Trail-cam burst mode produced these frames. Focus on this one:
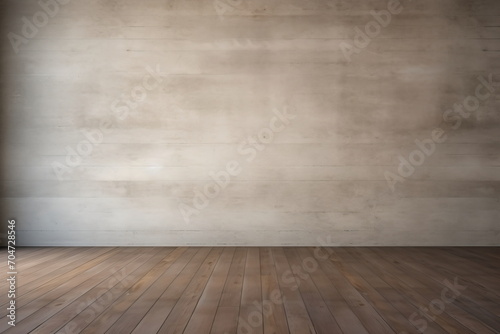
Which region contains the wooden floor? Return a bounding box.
[1,247,499,334]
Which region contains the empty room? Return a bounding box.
[1,0,499,333]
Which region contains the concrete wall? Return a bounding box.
[2,0,499,246]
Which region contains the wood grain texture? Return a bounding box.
[2,247,499,333]
[1,0,499,246]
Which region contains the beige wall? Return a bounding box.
[2,0,499,246]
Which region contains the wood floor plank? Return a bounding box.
[352,248,481,334]
[470,248,500,261]
[130,248,212,334]
[448,248,500,272]
[283,247,342,334]
[16,248,78,271]
[14,248,110,291]
[210,306,240,334]
[9,248,142,334]
[0,247,48,274]
[314,248,397,334]
[2,247,498,334]
[296,247,369,334]
[156,248,224,334]
[80,248,179,333]
[470,275,500,296]
[260,247,289,334]
[332,248,441,334]
[210,248,247,334]
[217,248,247,308]
[105,247,197,333]
[272,247,317,334]
[340,248,448,334]
[11,247,84,289]
[415,248,497,279]
[384,248,500,323]
[365,249,490,333]
[14,247,54,262]
[0,248,121,318]
[28,248,151,334]
[238,247,264,334]
[183,247,235,334]
[397,248,500,308]
[55,248,164,334]
[1,247,115,306]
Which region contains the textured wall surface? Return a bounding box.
[2,0,499,246]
